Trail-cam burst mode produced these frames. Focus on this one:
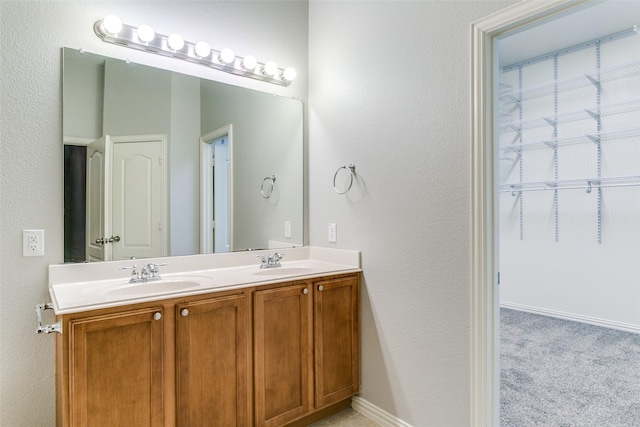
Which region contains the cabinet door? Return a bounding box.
[254,284,312,427]
[175,294,249,426]
[314,275,360,408]
[69,307,164,426]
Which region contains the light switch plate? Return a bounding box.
[328,223,337,243]
[284,221,292,238]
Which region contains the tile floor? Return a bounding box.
[309,409,380,427]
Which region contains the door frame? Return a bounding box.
[470,1,590,425]
[200,125,234,253]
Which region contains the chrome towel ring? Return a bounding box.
[261,175,276,198]
[333,164,356,194]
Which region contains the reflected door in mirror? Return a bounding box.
[84,134,168,261]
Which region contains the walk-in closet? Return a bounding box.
[496,2,640,425]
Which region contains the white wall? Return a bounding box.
[308,1,515,425]
[200,82,304,250]
[499,31,640,331]
[0,2,307,425]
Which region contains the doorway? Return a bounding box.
[471,1,640,425]
[200,125,233,253]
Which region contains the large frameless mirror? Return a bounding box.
[63,48,303,263]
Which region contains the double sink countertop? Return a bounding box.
[49,246,361,314]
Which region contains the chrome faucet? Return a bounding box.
[121,263,166,283]
[257,252,285,269]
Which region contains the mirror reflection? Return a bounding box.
[63,48,303,263]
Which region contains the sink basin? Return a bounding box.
[252,267,318,277]
[99,279,203,297]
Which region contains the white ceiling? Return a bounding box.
[499,0,640,68]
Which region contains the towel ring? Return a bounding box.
[333,164,356,194]
[261,175,276,198]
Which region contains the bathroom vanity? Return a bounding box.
[47,247,361,427]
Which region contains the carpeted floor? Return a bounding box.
[500,308,640,426]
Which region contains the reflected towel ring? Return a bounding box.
[261,175,276,198]
[333,164,356,194]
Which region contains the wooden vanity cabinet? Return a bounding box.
[56,273,359,427]
[175,294,250,426]
[56,289,251,427]
[59,306,165,427]
[253,282,313,427]
[313,274,360,409]
[253,273,360,427]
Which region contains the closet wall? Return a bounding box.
[499,28,640,332]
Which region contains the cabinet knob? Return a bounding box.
[302,288,308,295]
[318,285,324,291]
[153,312,162,321]
[181,308,189,317]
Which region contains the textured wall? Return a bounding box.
[0,2,307,425]
[308,1,514,425]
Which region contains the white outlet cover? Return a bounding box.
[23,229,44,257]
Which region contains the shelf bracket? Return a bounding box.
[499,82,513,92]
[586,134,601,146]
[503,146,522,155]
[507,124,522,134]
[505,94,521,105]
[543,117,557,128]
[542,140,558,150]
[585,74,601,88]
[585,109,600,122]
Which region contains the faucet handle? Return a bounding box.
[120,264,140,282]
[120,264,138,273]
[269,252,285,266]
[146,263,167,279]
[255,254,269,268]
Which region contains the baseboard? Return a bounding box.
[351,396,412,427]
[500,302,640,334]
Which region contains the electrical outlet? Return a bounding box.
[23,229,45,257]
[328,223,337,243]
[284,221,292,238]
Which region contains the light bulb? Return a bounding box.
[167,33,184,51]
[283,67,297,82]
[219,48,235,65]
[195,41,211,58]
[102,15,122,35]
[137,25,155,43]
[242,55,257,71]
[263,61,278,76]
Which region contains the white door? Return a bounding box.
[111,137,167,260]
[85,136,112,262]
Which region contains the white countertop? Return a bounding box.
[49,247,361,314]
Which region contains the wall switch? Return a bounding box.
[23,229,44,257]
[284,221,292,238]
[328,223,337,243]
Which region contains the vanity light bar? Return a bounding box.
[93,16,296,86]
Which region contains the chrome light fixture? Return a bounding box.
[94,15,296,86]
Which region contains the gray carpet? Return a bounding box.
[500,308,640,426]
